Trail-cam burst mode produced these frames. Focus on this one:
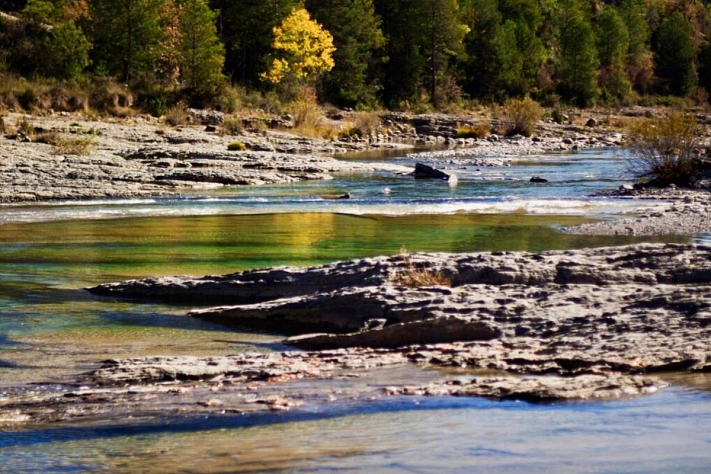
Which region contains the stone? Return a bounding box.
[530,176,548,183]
[413,163,450,180]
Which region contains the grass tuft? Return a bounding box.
[390,248,453,288]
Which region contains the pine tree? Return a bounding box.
[619,0,652,92]
[177,0,225,95]
[44,20,91,79]
[558,14,599,106]
[211,0,298,87]
[305,0,385,108]
[88,0,174,82]
[597,6,632,101]
[654,12,697,97]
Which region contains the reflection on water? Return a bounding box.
[0,148,707,472]
[2,387,711,473]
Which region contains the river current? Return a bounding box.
[1,149,710,472]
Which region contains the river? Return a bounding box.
[1,149,710,472]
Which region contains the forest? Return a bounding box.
[1,0,710,113]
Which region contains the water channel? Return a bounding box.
[1,149,710,472]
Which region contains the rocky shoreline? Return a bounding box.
[3,108,711,427]
[2,243,709,426]
[0,109,627,204]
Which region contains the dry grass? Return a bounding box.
[625,111,703,187]
[390,248,453,288]
[498,97,541,137]
[51,136,97,155]
[164,102,189,126]
[456,119,491,139]
[221,115,244,135]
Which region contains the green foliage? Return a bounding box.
[227,140,247,151]
[177,0,225,95]
[597,6,632,102]
[654,12,697,97]
[306,0,386,108]
[88,0,176,83]
[626,112,703,187]
[557,13,599,107]
[44,21,91,80]
[456,120,490,138]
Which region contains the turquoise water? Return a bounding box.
[1,149,709,472]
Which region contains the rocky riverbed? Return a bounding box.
[2,243,708,426]
[0,108,628,203]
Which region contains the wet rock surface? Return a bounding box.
[1,110,629,203]
[0,243,684,426]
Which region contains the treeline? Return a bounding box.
[1,0,711,111]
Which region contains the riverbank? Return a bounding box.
[1,108,628,203]
[2,242,710,426]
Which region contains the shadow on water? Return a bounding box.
[0,395,570,449]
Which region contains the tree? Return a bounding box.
[619,0,653,92]
[424,0,469,105]
[558,14,599,106]
[597,6,632,101]
[211,0,298,87]
[654,12,697,97]
[88,0,174,83]
[44,20,91,79]
[261,7,335,88]
[305,0,385,108]
[177,0,225,95]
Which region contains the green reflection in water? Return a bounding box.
[0,212,687,285]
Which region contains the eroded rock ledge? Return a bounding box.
[4,244,709,426]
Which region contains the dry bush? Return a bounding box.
[164,102,188,126]
[0,116,6,134]
[289,88,338,139]
[221,115,244,135]
[390,248,452,288]
[498,97,541,137]
[89,79,134,115]
[353,111,381,136]
[456,119,490,139]
[16,117,35,139]
[626,111,703,187]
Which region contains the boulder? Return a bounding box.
[414,163,450,180]
[530,176,548,183]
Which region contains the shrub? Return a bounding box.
[625,111,703,187]
[499,97,541,137]
[52,136,96,155]
[456,119,490,139]
[17,117,35,139]
[164,102,188,126]
[221,115,243,135]
[390,248,452,288]
[227,140,248,151]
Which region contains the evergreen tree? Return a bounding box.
[493,20,524,97]
[177,0,225,95]
[88,0,174,83]
[211,0,298,87]
[597,6,632,101]
[375,0,427,107]
[558,14,599,106]
[654,12,697,97]
[421,0,469,105]
[619,0,653,92]
[305,0,385,108]
[459,0,503,100]
[44,20,91,79]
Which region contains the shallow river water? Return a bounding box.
[1,149,710,472]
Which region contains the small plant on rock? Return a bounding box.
[227,140,248,151]
[51,136,97,155]
[390,247,452,288]
[499,97,541,137]
[626,111,703,187]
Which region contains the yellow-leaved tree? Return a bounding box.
[261,8,336,87]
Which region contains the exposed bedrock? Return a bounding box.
[88,243,711,375]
